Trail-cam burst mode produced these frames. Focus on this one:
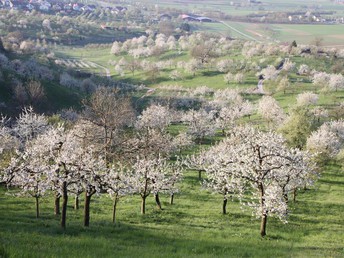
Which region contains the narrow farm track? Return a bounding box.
[86,61,111,78]
[220,21,262,42]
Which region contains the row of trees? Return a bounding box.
[1,84,343,235]
[111,32,344,60]
[0,98,184,228]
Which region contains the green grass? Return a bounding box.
[0,163,343,257]
[270,24,344,46]
[209,21,344,46]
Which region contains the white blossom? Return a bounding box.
[296,92,319,106]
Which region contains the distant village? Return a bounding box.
[1,0,344,25]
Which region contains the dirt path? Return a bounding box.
[87,61,111,78]
[220,21,262,42]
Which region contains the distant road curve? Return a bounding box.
[219,21,262,42]
[87,61,111,78]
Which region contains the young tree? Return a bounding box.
[184,149,209,180]
[202,143,242,215]
[207,126,316,236]
[278,107,316,149]
[224,72,234,84]
[328,74,344,92]
[258,96,285,127]
[234,73,245,84]
[64,120,109,227]
[83,87,135,164]
[296,92,319,106]
[26,80,46,107]
[298,64,310,75]
[281,59,295,73]
[182,109,216,144]
[14,106,49,145]
[190,42,215,64]
[9,139,51,218]
[277,77,290,94]
[146,63,161,82]
[104,164,131,224]
[135,104,172,132]
[217,59,233,73]
[171,132,194,155]
[306,120,344,163]
[165,159,183,205]
[306,126,341,164]
[110,41,122,55]
[185,59,201,77]
[312,71,330,90]
[259,65,278,81]
[126,59,141,75]
[216,100,254,136]
[129,156,171,214]
[169,70,183,81]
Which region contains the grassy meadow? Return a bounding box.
[1,2,344,255]
[0,162,343,258]
[196,21,344,46]
[2,43,344,256]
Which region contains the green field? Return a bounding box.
[138,0,344,16]
[133,0,344,46]
[0,162,343,257]
[197,21,344,46]
[270,24,344,46]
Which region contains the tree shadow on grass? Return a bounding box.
[201,71,222,77]
[159,52,186,61]
[319,179,344,186]
[4,217,314,257]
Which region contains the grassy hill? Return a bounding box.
[0,162,343,257]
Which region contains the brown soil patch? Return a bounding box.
[246,29,263,37]
[283,28,312,36]
[330,34,344,40]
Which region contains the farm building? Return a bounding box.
[180,14,213,22]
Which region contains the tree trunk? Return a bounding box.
[222,197,227,215]
[170,193,174,205]
[54,195,60,215]
[283,193,289,204]
[260,213,267,237]
[61,182,68,229]
[198,170,202,180]
[259,183,267,237]
[35,196,39,218]
[84,192,91,227]
[112,195,119,224]
[74,195,79,210]
[141,196,146,214]
[155,193,162,210]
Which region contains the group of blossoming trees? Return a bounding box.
[1,84,344,237]
[108,32,344,89]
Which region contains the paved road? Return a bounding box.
[220,21,261,42]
